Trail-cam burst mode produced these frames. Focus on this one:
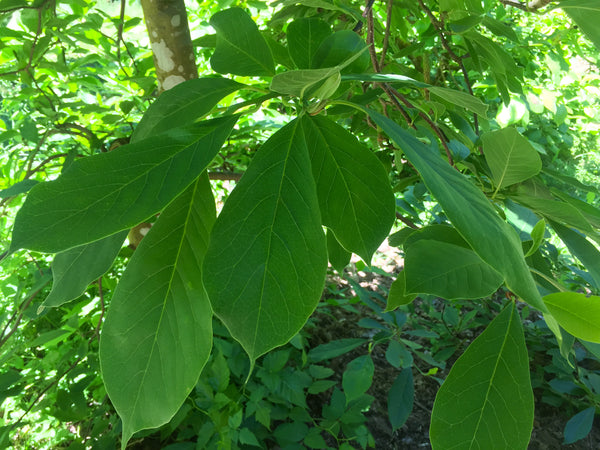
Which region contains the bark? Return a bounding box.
[140,0,198,92]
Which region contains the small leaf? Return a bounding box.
[430,302,534,449]
[524,218,546,257]
[209,8,274,76]
[287,17,332,69]
[203,119,327,361]
[428,86,488,117]
[543,292,600,343]
[327,230,351,273]
[342,355,374,404]
[386,272,416,311]
[482,128,542,191]
[563,406,595,445]
[43,231,127,308]
[100,174,215,449]
[308,338,366,362]
[388,369,414,431]
[0,179,39,198]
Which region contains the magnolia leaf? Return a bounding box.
[428,86,488,116]
[386,272,416,311]
[430,302,534,449]
[524,218,546,257]
[326,230,351,273]
[203,119,327,361]
[388,369,414,431]
[100,174,215,449]
[312,30,370,72]
[287,17,332,69]
[558,1,600,50]
[543,292,600,343]
[10,116,236,253]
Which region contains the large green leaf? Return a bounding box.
[428,86,488,117]
[42,231,127,308]
[286,17,331,69]
[300,115,395,262]
[10,116,237,253]
[558,1,600,50]
[430,302,534,449]
[364,109,546,311]
[481,128,541,192]
[100,174,215,449]
[404,240,503,300]
[203,119,327,361]
[131,77,243,142]
[543,292,600,343]
[209,8,275,76]
[311,30,370,72]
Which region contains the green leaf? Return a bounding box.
[10,116,237,253]
[312,30,370,72]
[481,128,542,191]
[42,231,127,308]
[308,338,367,362]
[203,119,327,361]
[287,17,331,69]
[563,406,595,445]
[131,77,243,142]
[327,230,351,273]
[386,272,416,311]
[388,369,414,431]
[301,115,395,262]
[551,221,600,290]
[543,292,600,343]
[363,108,545,311]
[430,302,534,449]
[558,1,600,50]
[428,86,488,117]
[404,240,503,300]
[0,179,39,198]
[100,174,215,449]
[342,355,374,404]
[209,8,275,76]
[524,218,546,257]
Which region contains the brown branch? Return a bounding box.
[25,153,69,177]
[0,283,48,350]
[378,0,393,69]
[208,172,243,181]
[396,212,419,229]
[0,6,44,77]
[365,0,380,73]
[499,0,531,11]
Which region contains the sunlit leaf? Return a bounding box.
[543,292,600,343]
[428,86,488,116]
[100,174,215,449]
[558,1,600,50]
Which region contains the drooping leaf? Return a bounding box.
[428,86,488,117]
[209,8,275,76]
[203,119,327,361]
[563,406,596,445]
[300,114,395,262]
[287,17,331,69]
[404,240,503,300]
[131,77,243,142]
[543,292,600,343]
[100,174,215,449]
[312,30,370,72]
[42,231,127,308]
[388,369,414,431]
[342,355,374,404]
[326,230,351,273]
[481,128,542,191]
[430,302,534,449]
[524,218,546,257]
[558,1,600,50]
[386,272,416,311]
[10,115,237,253]
[363,108,546,311]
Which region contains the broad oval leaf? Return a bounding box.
[405,240,503,300]
[388,369,414,431]
[342,355,374,404]
[131,77,243,142]
[312,30,370,73]
[385,272,416,311]
[43,231,127,308]
[428,86,488,117]
[10,115,237,253]
[543,292,600,343]
[301,114,395,262]
[430,302,534,449]
[326,230,351,273]
[203,119,327,361]
[287,17,331,69]
[209,8,275,76]
[364,109,546,312]
[481,128,541,191]
[563,406,596,445]
[100,174,215,449]
[558,1,600,50]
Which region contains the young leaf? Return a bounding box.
[524,218,546,257]
[209,8,275,76]
[42,231,127,308]
[563,406,595,445]
[131,77,243,142]
[386,272,416,311]
[342,355,374,404]
[363,108,546,312]
[404,239,503,300]
[388,369,414,431]
[10,116,237,253]
[203,119,327,362]
[430,302,534,449]
[543,292,600,343]
[481,128,542,191]
[301,114,395,263]
[100,174,215,449]
[287,17,332,69]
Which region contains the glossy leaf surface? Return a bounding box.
[203,119,327,361]
[430,302,534,449]
[543,292,600,343]
[100,174,215,449]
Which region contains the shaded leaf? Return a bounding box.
[203,119,327,361]
[429,86,488,117]
[564,407,595,445]
[100,174,215,449]
[287,17,331,69]
[430,302,534,449]
[0,179,39,198]
[210,8,275,76]
[524,218,546,257]
[543,292,600,343]
[308,338,366,363]
[312,30,370,73]
[10,116,237,253]
[342,355,374,404]
[386,272,416,311]
[388,369,414,431]
[327,230,351,273]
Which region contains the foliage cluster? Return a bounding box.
[1,0,600,448]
